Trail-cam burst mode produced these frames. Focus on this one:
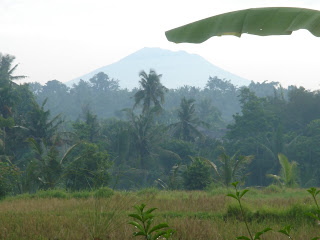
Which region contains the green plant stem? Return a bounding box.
[238,199,253,240]
[312,195,320,210]
[143,221,148,240]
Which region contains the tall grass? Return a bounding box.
[0,187,319,239]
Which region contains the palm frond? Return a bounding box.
[205,159,222,181]
[60,142,81,165]
[27,137,43,155]
[278,153,291,185]
[266,174,282,186]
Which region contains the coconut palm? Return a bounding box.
[170,97,208,141]
[206,147,253,187]
[266,153,299,188]
[134,69,168,113]
[27,99,63,145]
[23,137,79,191]
[124,108,162,169]
[0,54,27,154]
[0,54,26,82]
[0,54,26,118]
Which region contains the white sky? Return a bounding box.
[1,0,320,89]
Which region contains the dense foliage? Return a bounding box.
[1,52,320,197]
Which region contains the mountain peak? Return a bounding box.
[66,48,250,89]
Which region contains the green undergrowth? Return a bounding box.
[1,187,320,239]
[4,187,114,201]
[150,203,318,226]
[224,203,317,226]
[3,186,316,226]
[206,185,308,199]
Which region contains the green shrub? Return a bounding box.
[225,203,252,221]
[136,187,159,197]
[183,157,212,190]
[93,187,114,199]
[128,203,175,240]
[71,190,91,199]
[205,183,230,196]
[263,184,283,194]
[35,189,68,199]
[0,159,20,199]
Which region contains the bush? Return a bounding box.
[35,189,68,199]
[71,190,91,199]
[94,187,114,199]
[225,204,252,221]
[183,157,212,190]
[136,187,159,197]
[263,184,283,194]
[0,159,20,199]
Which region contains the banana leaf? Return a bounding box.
[165,7,320,43]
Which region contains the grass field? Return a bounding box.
[0,186,319,239]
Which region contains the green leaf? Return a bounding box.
[306,212,319,220]
[128,221,145,233]
[240,189,249,198]
[146,219,153,233]
[278,230,290,236]
[236,236,251,240]
[165,7,320,43]
[136,203,146,212]
[232,182,239,188]
[307,189,314,195]
[128,213,143,222]
[279,225,292,237]
[254,228,272,239]
[311,237,320,240]
[133,231,145,237]
[262,228,272,232]
[162,229,176,238]
[149,223,169,234]
[142,213,154,222]
[227,193,238,201]
[145,207,157,214]
[152,230,167,240]
[308,187,316,192]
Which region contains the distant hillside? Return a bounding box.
[66,47,250,89]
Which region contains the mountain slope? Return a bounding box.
[66,47,250,89]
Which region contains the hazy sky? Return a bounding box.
[1,0,320,89]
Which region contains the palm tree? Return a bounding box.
[197,98,225,130]
[0,54,26,118]
[124,108,161,169]
[170,97,208,141]
[206,147,253,187]
[134,69,168,113]
[27,99,63,145]
[266,153,299,188]
[24,137,79,191]
[0,54,26,82]
[0,54,27,153]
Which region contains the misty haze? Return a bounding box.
[1,1,320,239]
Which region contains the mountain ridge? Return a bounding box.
[66,47,250,89]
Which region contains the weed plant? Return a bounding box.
[227,182,320,240]
[84,192,133,240]
[128,203,175,240]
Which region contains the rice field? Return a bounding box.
[0,187,319,239]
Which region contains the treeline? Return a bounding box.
[29,73,287,124]
[1,53,320,198]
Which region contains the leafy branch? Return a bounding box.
[128,203,175,240]
[227,182,272,240]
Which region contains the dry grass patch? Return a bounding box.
[0,189,319,239]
